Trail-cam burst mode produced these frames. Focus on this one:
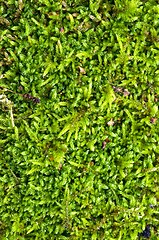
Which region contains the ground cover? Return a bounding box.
[0,0,159,239]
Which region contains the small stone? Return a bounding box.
[140,225,151,238]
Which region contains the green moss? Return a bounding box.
[0,0,159,239]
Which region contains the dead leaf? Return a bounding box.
[79,66,86,74]
[123,89,130,96]
[102,141,106,149]
[60,27,64,33]
[107,118,115,126]
[102,138,110,149]
[150,118,157,124]
[112,86,123,93]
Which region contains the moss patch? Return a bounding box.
[0,0,159,239]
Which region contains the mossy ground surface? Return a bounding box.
[0,0,159,239]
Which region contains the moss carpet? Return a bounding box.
[0,0,159,239]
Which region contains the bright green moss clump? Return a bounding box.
[0,0,159,239]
